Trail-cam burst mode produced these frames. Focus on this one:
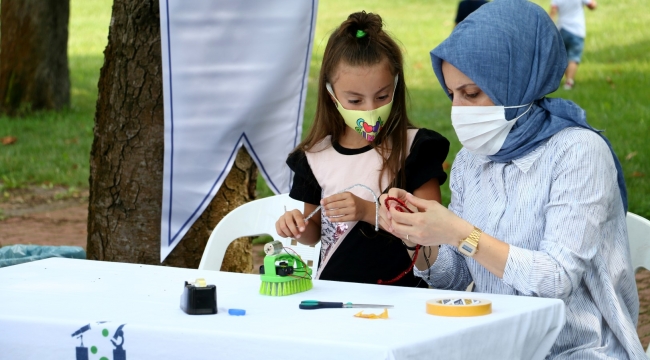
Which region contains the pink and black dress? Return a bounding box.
[287,128,449,287]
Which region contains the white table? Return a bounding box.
[0,258,565,360]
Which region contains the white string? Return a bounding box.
[303,184,379,231]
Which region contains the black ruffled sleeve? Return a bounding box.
[404,128,450,192]
[287,150,322,206]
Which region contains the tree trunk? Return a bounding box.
[163,149,257,272]
[87,0,256,273]
[0,0,70,115]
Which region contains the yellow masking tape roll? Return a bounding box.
[426,298,492,317]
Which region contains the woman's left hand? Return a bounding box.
[385,192,472,247]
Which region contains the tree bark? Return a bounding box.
[0,0,70,115]
[87,0,256,272]
[163,149,257,272]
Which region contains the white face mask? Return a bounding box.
[451,102,533,155]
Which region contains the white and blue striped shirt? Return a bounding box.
[416,127,645,359]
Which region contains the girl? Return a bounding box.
[275,11,449,287]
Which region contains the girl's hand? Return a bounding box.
[321,192,373,223]
[378,188,410,231]
[275,209,308,239]
[386,192,471,247]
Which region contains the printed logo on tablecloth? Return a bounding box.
[70,322,127,360]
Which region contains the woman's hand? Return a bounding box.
[384,190,473,247]
[275,209,308,239]
[321,192,375,224]
[378,188,411,232]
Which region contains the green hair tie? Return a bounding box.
[356,29,367,38]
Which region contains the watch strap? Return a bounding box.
[459,226,482,256]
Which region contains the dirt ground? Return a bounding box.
[2,186,650,350]
[0,186,88,248]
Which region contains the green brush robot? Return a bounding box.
[259,241,313,296]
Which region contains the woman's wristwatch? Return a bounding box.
[458,226,482,257]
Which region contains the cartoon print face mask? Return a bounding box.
[326,75,398,142]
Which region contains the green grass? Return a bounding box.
[557,0,650,217]
[1,0,648,219]
[0,0,112,190]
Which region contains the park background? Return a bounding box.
[1,0,649,347]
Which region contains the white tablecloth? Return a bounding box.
[0,258,565,360]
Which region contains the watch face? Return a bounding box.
[459,242,476,256]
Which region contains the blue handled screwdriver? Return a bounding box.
[299,300,393,310]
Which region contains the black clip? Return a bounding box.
[180,279,217,315]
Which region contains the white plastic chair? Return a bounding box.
[626,212,650,357]
[628,212,650,274]
[198,193,321,272]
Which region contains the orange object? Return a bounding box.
[353,308,389,319]
[426,298,492,317]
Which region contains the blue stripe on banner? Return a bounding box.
[168,133,293,245]
[243,134,281,195]
[165,0,175,246]
[169,133,246,245]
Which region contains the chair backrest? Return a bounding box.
[627,212,650,273]
[626,212,650,357]
[198,193,321,272]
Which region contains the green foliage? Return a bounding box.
[257,0,650,219]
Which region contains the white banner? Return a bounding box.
[159,0,317,261]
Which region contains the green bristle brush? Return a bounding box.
[259,241,313,296]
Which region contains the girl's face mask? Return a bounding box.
[326,75,398,142]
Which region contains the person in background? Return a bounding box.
[550,0,597,90]
[455,0,489,25]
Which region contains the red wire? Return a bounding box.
[384,196,413,213]
[282,247,312,279]
[378,196,421,285]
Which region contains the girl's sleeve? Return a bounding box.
[286,151,321,206]
[414,150,472,290]
[404,128,450,193]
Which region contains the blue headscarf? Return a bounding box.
[430,0,627,211]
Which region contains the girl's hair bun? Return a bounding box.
[340,11,384,41]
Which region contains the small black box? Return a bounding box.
[180,281,217,315]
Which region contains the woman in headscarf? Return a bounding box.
[379,0,645,357]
